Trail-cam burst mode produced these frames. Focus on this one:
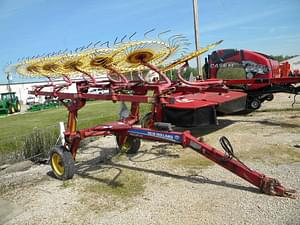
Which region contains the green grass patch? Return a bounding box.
[79,168,146,213]
[238,144,300,165]
[85,169,145,198]
[171,150,213,169]
[61,180,75,189]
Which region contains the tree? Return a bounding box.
[270,55,298,62]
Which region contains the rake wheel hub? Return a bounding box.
[126,49,154,64]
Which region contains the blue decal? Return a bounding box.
[128,129,182,143]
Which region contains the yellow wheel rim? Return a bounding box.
[119,136,131,153]
[52,153,64,176]
[143,118,151,128]
[17,104,21,111]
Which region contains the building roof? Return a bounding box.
[283,56,300,71]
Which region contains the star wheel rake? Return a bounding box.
[161,40,223,72]
[15,58,45,78]
[111,40,178,72]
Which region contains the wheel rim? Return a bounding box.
[117,136,132,153]
[251,100,260,109]
[17,104,21,111]
[121,136,131,152]
[143,117,151,128]
[52,153,64,176]
[142,113,153,128]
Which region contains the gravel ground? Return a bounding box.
[0,93,300,225]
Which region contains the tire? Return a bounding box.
[15,102,21,112]
[141,112,153,128]
[249,99,261,110]
[8,105,15,114]
[50,146,75,180]
[116,135,141,154]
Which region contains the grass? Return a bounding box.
[79,169,146,213]
[85,169,145,198]
[0,101,119,139]
[0,101,151,163]
[61,180,75,189]
[75,168,147,214]
[170,148,213,169]
[238,144,300,165]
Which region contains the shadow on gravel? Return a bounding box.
[128,144,180,163]
[74,151,261,195]
[230,119,300,129]
[110,162,260,194]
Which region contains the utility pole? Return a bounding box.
[6,71,12,93]
[192,0,202,78]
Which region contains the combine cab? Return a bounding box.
[0,92,21,115]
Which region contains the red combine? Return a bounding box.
[206,49,300,111]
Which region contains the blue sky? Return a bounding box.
[0,0,299,84]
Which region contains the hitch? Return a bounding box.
[260,176,297,198]
[182,132,297,199]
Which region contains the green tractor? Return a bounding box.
[0,92,21,115]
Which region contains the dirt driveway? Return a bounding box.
[1,93,300,225]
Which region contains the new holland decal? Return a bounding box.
[128,129,182,143]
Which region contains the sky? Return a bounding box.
[0,0,299,84]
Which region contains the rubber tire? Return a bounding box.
[116,135,141,155]
[50,146,75,180]
[15,102,21,112]
[249,99,261,110]
[141,112,153,128]
[8,105,15,114]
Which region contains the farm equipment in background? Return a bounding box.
[8,33,296,198]
[27,96,61,112]
[205,49,300,112]
[27,99,61,112]
[0,92,21,115]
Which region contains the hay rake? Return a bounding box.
[9,35,296,198]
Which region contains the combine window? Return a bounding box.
[216,62,246,80]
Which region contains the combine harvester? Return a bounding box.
[205,49,300,112]
[9,33,296,198]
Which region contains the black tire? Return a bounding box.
[141,112,153,128]
[249,99,261,110]
[116,135,141,154]
[15,102,21,112]
[8,105,15,114]
[50,146,75,180]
